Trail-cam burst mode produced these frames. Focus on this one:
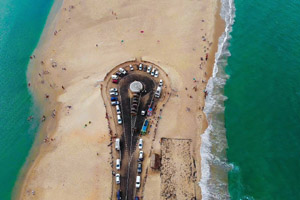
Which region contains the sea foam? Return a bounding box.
[199,0,236,199]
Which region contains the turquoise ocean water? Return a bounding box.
[225,0,300,199]
[0,0,53,199]
[200,0,300,199]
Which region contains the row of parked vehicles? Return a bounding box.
[110,65,159,199]
[115,138,122,193]
[111,63,160,85]
[136,138,143,190]
[109,88,122,125]
[112,72,123,200]
[116,189,139,200]
[111,67,128,84]
[114,138,144,199]
[137,63,159,78]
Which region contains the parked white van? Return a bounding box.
[151,68,156,76]
[136,176,141,188]
[138,151,143,161]
[110,88,118,92]
[129,65,134,71]
[116,159,121,170]
[138,139,143,150]
[119,68,127,75]
[116,174,120,184]
[159,79,163,86]
[155,86,162,98]
[147,65,152,73]
[138,64,143,70]
[112,75,118,80]
[116,105,121,115]
[154,69,159,78]
[117,114,122,125]
[115,138,120,151]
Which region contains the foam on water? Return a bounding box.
[199,0,235,199]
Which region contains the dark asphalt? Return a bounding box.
[118,73,156,200]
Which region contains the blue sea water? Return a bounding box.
[0,0,53,199]
[225,0,300,199]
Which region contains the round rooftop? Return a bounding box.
[130,81,143,93]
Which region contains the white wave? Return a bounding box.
[199,0,236,199]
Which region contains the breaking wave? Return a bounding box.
[199,0,235,199]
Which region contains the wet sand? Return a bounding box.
[16,0,225,199]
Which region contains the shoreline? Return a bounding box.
[200,0,235,199]
[13,0,65,199]
[17,0,225,199]
[196,1,225,198]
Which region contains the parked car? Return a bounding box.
[130,65,134,71]
[143,65,147,72]
[111,97,118,101]
[154,70,159,78]
[136,176,141,188]
[141,110,146,116]
[116,159,121,170]
[116,71,122,77]
[117,114,122,125]
[112,79,118,84]
[151,68,156,76]
[116,105,121,115]
[147,65,152,73]
[117,190,122,200]
[147,107,153,116]
[116,174,120,184]
[138,64,143,70]
[112,75,118,80]
[110,88,118,92]
[111,101,119,106]
[135,197,139,200]
[155,86,162,98]
[138,151,143,161]
[115,138,120,151]
[119,68,127,75]
[138,139,143,150]
[110,92,118,96]
[159,79,163,86]
[137,162,142,173]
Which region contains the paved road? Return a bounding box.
[118,73,155,200]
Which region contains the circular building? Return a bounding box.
[130,81,143,93]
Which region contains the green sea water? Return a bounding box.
[225,0,300,199]
[0,0,53,199]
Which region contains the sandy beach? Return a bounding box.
[17,0,224,199]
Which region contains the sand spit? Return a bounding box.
[17,0,224,199]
